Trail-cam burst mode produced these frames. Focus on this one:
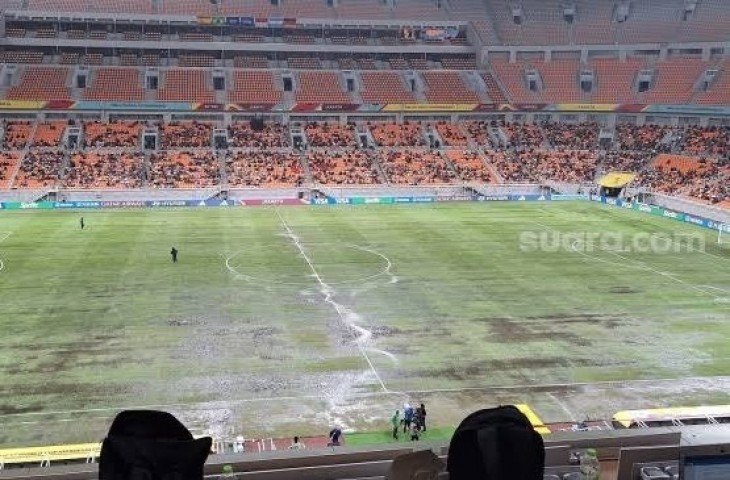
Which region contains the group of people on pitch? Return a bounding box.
[391,403,427,442]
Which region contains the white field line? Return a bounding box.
[547,392,578,422]
[607,250,725,301]
[0,231,11,273]
[532,222,727,302]
[223,244,396,287]
[5,375,730,422]
[273,209,390,393]
[649,232,730,265]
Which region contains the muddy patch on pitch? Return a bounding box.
[410,356,629,382]
[479,316,593,346]
[609,286,641,294]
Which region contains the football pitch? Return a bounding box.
[0,201,729,446]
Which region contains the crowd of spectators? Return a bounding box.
[308,151,379,185]
[379,149,457,185]
[599,151,650,173]
[161,121,214,148]
[542,121,598,149]
[228,122,289,148]
[638,154,730,205]
[0,153,18,188]
[501,122,545,149]
[486,149,598,183]
[64,152,145,188]
[368,122,426,147]
[0,119,727,206]
[462,121,491,147]
[84,121,142,148]
[15,150,64,188]
[226,151,304,187]
[675,125,730,157]
[432,121,468,147]
[149,151,220,187]
[613,123,672,152]
[447,150,494,183]
[304,122,357,148]
[4,121,34,149]
[32,122,67,148]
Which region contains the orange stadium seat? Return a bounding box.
[447,150,495,183]
[642,57,711,104]
[6,67,71,101]
[379,149,457,184]
[360,72,416,104]
[0,153,20,189]
[421,71,481,103]
[158,0,213,15]
[178,54,215,67]
[4,121,34,149]
[489,59,543,103]
[434,122,469,146]
[480,72,508,103]
[304,122,356,148]
[308,150,380,185]
[0,50,44,63]
[15,151,63,188]
[149,151,220,188]
[161,122,214,148]
[228,71,282,104]
[368,122,425,147]
[227,122,289,148]
[65,152,145,188]
[226,151,304,187]
[158,69,215,103]
[84,68,144,102]
[535,59,584,103]
[696,67,730,105]
[589,57,643,103]
[486,149,598,183]
[296,72,352,103]
[502,122,545,148]
[462,121,492,147]
[84,121,142,148]
[32,121,67,147]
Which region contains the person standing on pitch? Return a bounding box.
[418,403,427,432]
[80,217,85,230]
[170,246,178,263]
[403,403,414,434]
[391,410,400,440]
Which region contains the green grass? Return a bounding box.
[0,202,728,447]
[346,426,455,446]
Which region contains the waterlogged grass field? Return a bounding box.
[0,202,729,446]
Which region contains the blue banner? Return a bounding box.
[310,197,349,205]
[393,197,435,203]
[594,196,725,231]
[551,194,589,201]
[476,194,550,202]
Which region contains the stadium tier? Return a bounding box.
[0,57,728,104]
[0,119,726,205]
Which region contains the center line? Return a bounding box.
[274,209,389,393]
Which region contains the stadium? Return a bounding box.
[0,0,729,478]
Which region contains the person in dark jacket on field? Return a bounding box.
[419,403,427,432]
[171,247,178,263]
[328,426,343,446]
